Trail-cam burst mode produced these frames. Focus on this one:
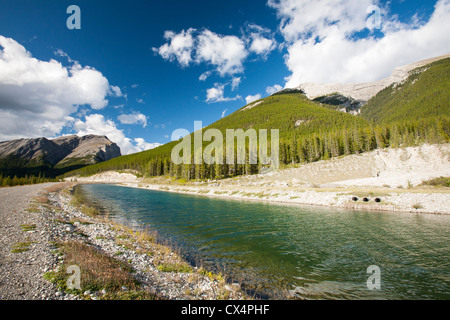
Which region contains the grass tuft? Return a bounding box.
[420,177,450,188]
[20,224,37,232]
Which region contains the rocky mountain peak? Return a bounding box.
[0,135,121,167]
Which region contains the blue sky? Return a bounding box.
[0,0,449,154]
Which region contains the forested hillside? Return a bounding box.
[360,58,450,123]
[63,59,450,181]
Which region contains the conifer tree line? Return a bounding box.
[63,115,449,182]
[149,117,449,181]
[0,172,57,187]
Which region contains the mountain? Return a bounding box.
[295,53,450,103]
[0,135,121,177]
[62,55,449,181]
[312,93,364,114]
[360,57,450,123]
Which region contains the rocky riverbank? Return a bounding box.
[120,182,450,215]
[0,182,245,300]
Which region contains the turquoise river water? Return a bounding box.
[78,183,450,300]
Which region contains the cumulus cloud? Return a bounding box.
[196,30,248,76]
[117,112,148,128]
[153,28,195,67]
[73,114,159,155]
[206,83,242,103]
[268,0,450,87]
[245,24,277,57]
[245,94,262,104]
[249,36,275,55]
[0,36,120,140]
[268,0,372,43]
[154,25,275,78]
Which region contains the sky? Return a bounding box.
[0,0,449,154]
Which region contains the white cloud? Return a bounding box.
[249,36,275,55]
[0,36,120,140]
[199,70,212,81]
[73,114,159,155]
[117,112,148,128]
[196,30,248,76]
[54,48,75,63]
[231,77,241,91]
[266,84,283,95]
[221,109,228,118]
[206,83,242,103]
[245,24,277,56]
[134,138,162,151]
[155,27,275,78]
[110,85,123,97]
[153,28,195,67]
[268,0,373,43]
[245,94,262,104]
[268,0,450,87]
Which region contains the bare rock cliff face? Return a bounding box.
[0,135,121,167]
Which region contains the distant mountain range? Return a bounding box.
[0,135,121,177]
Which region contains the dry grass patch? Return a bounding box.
[44,183,68,193]
[45,241,156,299]
[33,195,50,205]
[421,177,450,188]
[69,189,100,217]
[25,203,40,214]
[63,242,136,291]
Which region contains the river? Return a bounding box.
[78,183,450,300]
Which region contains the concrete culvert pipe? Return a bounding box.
[374,198,382,203]
[363,197,370,202]
[352,197,359,202]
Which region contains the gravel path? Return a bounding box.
[0,183,60,300]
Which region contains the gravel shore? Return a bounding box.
[0,183,60,300]
[0,183,245,300]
